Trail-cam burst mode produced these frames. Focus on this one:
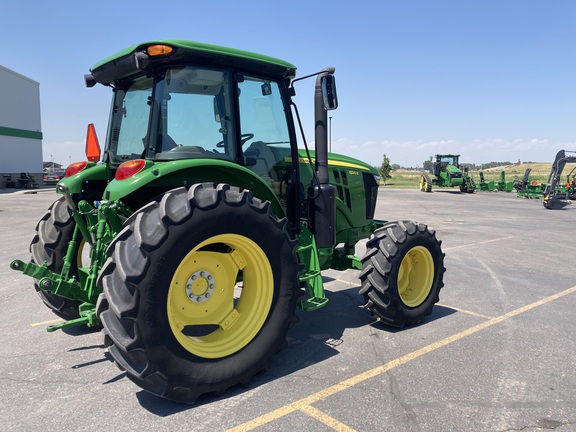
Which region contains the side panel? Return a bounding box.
[298,150,378,245]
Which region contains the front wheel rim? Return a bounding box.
[167,234,273,359]
[397,245,434,307]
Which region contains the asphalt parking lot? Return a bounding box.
[1,187,575,432]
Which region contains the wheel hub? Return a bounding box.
[186,270,215,303]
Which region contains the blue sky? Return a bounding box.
[2,0,574,168]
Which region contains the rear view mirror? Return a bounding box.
[321,74,338,110]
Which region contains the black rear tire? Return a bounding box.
[30,197,82,320]
[359,220,445,327]
[97,184,300,403]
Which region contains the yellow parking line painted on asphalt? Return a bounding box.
[298,404,358,432]
[31,319,63,327]
[443,236,513,251]
[437,304,494,320]
[227,284,576,432]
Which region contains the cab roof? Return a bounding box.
[89,39,297,85]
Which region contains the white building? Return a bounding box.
[0,65,43,187]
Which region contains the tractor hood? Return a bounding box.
[445,164,462,174]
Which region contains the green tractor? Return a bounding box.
[420,154,475,193]
[11,40,445,404]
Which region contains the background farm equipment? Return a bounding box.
[565,167,576,200]
[16,172,39,189]
[477,171,514,192]
[542,150,576,209]
[513,168,545,199]
[477,171,495,191]
[420,154,475,193]
[11,40,445,404]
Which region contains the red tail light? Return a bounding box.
[116,159,146,180]
[65,162,88,177]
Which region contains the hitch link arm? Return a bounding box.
[10,259,85,301]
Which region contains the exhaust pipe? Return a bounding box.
[309,68,337,248]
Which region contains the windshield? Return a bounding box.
[105,67,235,164]
[440,156,458,166]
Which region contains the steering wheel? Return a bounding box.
[216,133,254,148]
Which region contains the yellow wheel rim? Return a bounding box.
[419,176,424,190]
[397,246,434,307]
[167,234,273,359]
[76,238,91,269]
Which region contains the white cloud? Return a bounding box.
[415,140,457,150]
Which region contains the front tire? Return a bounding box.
[359,220,445,327]
[97,184,300,403]
[419,173,432,192]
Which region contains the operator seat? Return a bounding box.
[244,141,277,180]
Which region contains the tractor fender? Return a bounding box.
[102,159,286,218]
[56,163,111,206]
[57,163,109,194]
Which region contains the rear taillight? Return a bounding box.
[115,159,146,180]
[65,162,88,177]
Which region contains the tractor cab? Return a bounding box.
[100,67,292,181]
[433,154,461,177]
